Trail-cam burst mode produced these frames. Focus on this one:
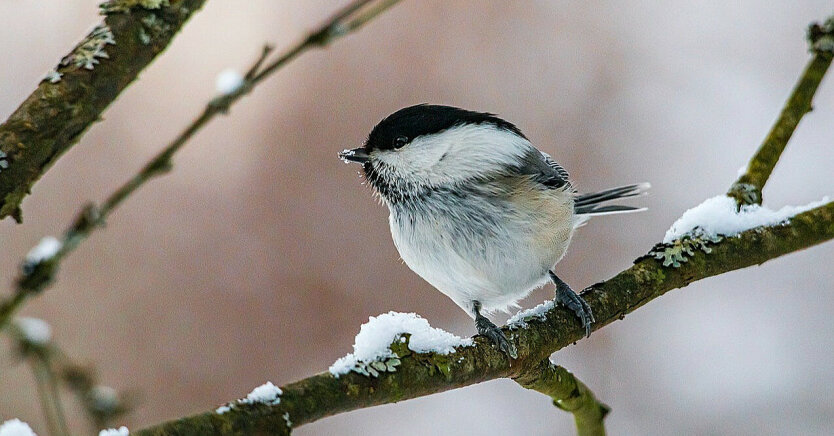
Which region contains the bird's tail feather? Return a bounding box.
[574,182,650,216]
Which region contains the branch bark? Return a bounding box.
[728,19,833,205]
[0,0,209,222]
[3,7,830,436]
[515,360,609,436]
[134,199,834,435]
[131,14,834,435]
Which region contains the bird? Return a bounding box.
[339,104,648,358]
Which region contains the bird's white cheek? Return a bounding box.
[374,145,449,180]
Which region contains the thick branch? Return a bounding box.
[514,360,609,436]
[135,201,834,435]
[0,0,208,222]
[728,18,833,205]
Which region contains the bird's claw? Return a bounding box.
[556,287,594,337]
[476,316,518,359]
[550,272,595,337]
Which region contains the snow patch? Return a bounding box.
[664,195,830,243]
[216,382,282,414]
[240,382,282,405]
[215,69,244,95]
[25,237,62,265]
[508,300,555,329]
[98,427,128,436]
[329,311,473,377]
[0,419,36,436]
[14,317,52,344]
[90,385,119,410]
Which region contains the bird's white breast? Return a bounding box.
[388,181,576,315]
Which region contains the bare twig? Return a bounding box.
[31,355,70,436]
[10,323,71,436]
[728,17,834,205]
[514,361,609,436]
[8,322,132,433]
[0,0,403,332]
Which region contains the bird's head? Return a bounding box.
[339,104,531,202]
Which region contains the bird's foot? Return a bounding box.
[550,272,595,337]
[475,313,517,359]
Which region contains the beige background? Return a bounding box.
[1,1,833,435]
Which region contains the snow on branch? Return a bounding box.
[0,419,37,436]
[663,195,830,242]
[329,311,473,377]
[134,14,834,435]
[134,198,834,436]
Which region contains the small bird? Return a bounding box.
[340,104,648,357]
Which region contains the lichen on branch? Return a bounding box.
[133,200,834,436]
[0,0,208,222]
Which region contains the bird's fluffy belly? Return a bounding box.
[389,187,575,315]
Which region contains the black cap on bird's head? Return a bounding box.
[338,104,525,165]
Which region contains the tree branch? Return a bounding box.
[134,199,834,435]
[128,13,834,436]
[31,354,70,436]
[0,0,209,222]
[4,8,830,436]
[10,322,70,436]
[727,17,834,205]
[0,0,403,332]
[8,321,133,432]
[514,360,609,436]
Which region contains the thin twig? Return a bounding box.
[727,17,834,206]
[8,322,132,432]
[0,0,403,332]
[30,352,70,436]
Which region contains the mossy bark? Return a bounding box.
[728,29,833,205]
[0,0,207,222]
[515,360,609,436]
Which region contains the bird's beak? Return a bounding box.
[339,147,370,164]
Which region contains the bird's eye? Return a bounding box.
[393,136,409,149]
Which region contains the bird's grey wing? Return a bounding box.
[513,149,571,190]
[539,151,570,182]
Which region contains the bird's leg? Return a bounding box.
[473,301,517,359]
[549,271,595,337]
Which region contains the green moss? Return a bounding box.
[1,188,26,223]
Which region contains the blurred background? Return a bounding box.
[1,1,833,434]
